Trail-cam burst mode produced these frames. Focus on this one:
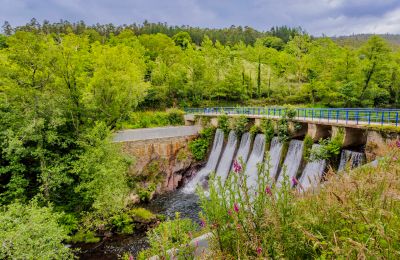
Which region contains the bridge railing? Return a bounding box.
[184,107,400,126]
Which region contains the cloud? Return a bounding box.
[0,0,400,36]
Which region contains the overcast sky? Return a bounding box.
[1,0,400,36]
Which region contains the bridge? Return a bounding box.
[184,107,400,151]
[184,107,400,127]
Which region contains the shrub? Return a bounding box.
[166,108,185,125]
[0,201,74,259]
[137,183,156,202]
[138,213,200,259]
[111,212,135,234]
[249,124,262,138]
[285,105,297,119]
[277,117,290,142]
[310,132,343,161]
[261,118,275,147]
[231,115,249,137]
[302,134,314,161]
[217,114,230,136]
[189,127,215,161]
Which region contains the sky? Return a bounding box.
[1,0,400,36]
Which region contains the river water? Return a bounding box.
[76,191,201,259]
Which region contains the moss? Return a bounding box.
[130,208,156,222]
[70,230,101,243]
[176,149,189,162]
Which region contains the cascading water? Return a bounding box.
[298,144,326,191]
[215,131,238,184]
[245,134,266,190]
[232,132,251,165]
[338,149,366,171]
[265,137,283,181]
[277,140,304,187]
[182,129,224,193]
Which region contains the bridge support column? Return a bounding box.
[332,126,366,148]
[307,123,331,141]
[210,117,218,128]
[289,122,308,138]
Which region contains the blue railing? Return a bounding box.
[184,107,400,126]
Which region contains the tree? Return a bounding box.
[172,31,192,50]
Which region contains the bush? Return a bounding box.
[0,201,74,259]
[217,114,230,136]
[189,127,215,161]
[249,124,262,138]
[231,115,249,137]
[130,207,156,222]
[261,118,275,147]
[277,117,290,142]
[166,108,185,125]
[138,213,200,259]
[302,134,314,161]
[119,109,185,129]
[310,132,343,161]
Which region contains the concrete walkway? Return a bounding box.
[113,125,202,142]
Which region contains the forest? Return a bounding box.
[1,20,400,258]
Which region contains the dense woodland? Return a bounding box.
[1,20,400,258]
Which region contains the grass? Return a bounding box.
[118,109,184,129]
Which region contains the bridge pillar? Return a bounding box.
[210,117,218,128]
[307,123,331,141]
[184,115,195,126]
[332,126,367,148]
[289,122,308,138]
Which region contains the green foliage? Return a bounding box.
[199,162,304,258]
[199,147,400,258]
[310,131,344,161]
[137,183,156,202]
[70,230,101,243]
[138,212,200,259]
[217,114,230,136]
[277,117,290,142]
[231,115,249,137]
[130,207,156,222]
[249,124,262,138]
[72,122,131,215]
[302,134,314,161]
[189,127,215,161]
[166,108,185,125]
[260,118,275,146]
[0,201,74,259]
[285,105,297,119]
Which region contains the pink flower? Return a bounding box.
[200,219,206,228]
[393,156,398,162]
[291,176,298,186]
[233,160,242,173]
[234,203,239,213]
[396,140,400,148]
[256,247,262,255]
[265,186,272,195]
[129,255,134,260]
[228,209,232,216]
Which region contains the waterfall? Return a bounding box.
[338,150,366,171]
[298,144,326,191]
[265,137,283,181]
[277,140,304,187]
[215,131,238,184]
[232,132,251,167]
[245,134,266,190]
[182,129,224,193]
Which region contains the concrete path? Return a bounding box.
[113,125,202,142]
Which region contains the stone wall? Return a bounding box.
[121,135,198,195]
